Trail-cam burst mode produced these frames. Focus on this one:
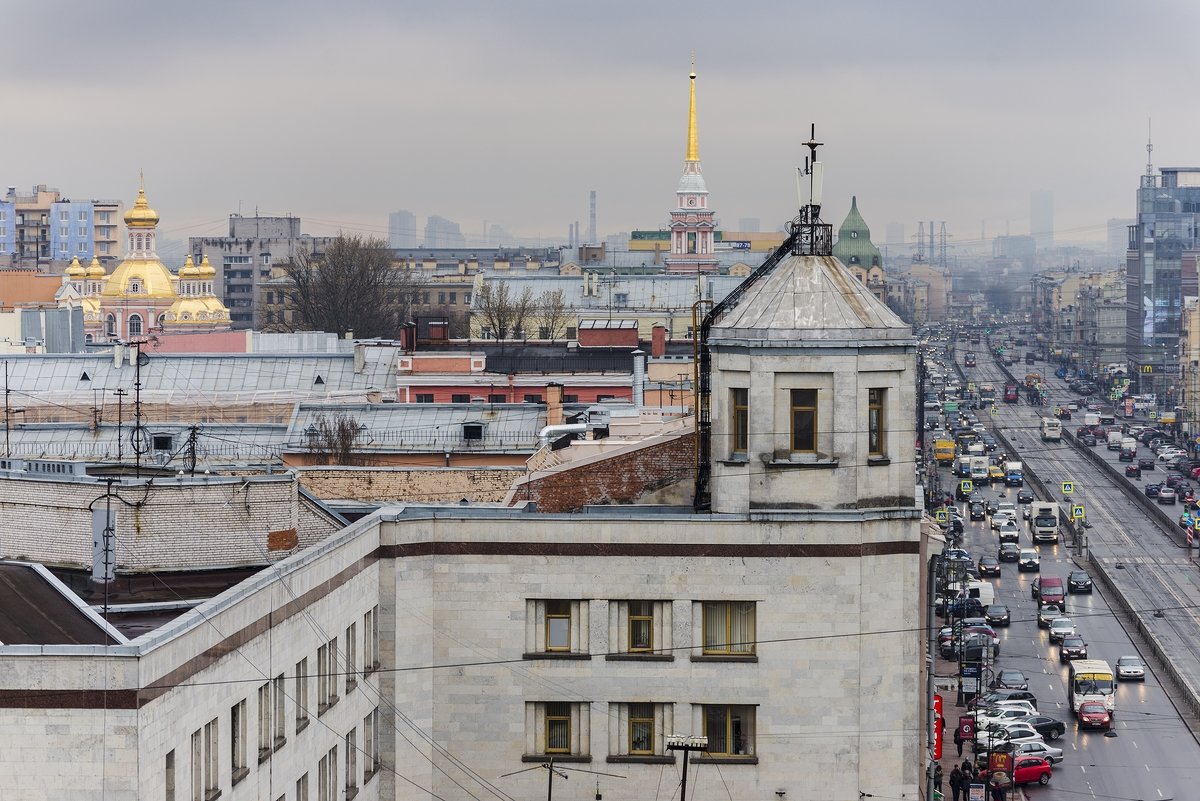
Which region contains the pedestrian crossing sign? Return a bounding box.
[1062,481,1075,494]
[935,509,948,523]
[1071,504,1085,520]
[961,480,974,493]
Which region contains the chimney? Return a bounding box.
[651,325,667,357]
[354,342,365,374]
[546,382,564,426]
[631,350,645,410]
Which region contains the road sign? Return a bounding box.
[968,786,986,801]
[1149,410,1158,420]
[1062,481,1075,494]
[1071,504,1085,520]
[936,509,948,523]
[961,480,974,493]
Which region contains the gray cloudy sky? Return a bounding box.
[6,0,1198,248]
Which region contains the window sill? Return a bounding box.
[365,766,380,785]
[766,457,839,469]
[522,652,592,661]
[364,662,381,678]
[607,755,675,764]
[205,790,223,801]
[273,735,287,752]
[231,767,249,786]
[522,754,592,763]
[347,679,358,694]
[346,787,359,801]
[690,654,758,663]
[695,755,758,765]
[295,717,310,734]
[867,455,891,466]
[258,747,272,765]
[718,456,749,466]
[317,696,339,717]
[605,653,675,662]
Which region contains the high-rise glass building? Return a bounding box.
[388,210,417,249]
[1030,190,1054,250]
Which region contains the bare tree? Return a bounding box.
[474,281,514,340]
[537,289,572,341]
[305,412,365,466]
[510,286,537,339]
[280,234,418,339]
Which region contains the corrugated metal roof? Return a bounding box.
[287,402,545,453]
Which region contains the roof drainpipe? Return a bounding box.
[632,349,645,410]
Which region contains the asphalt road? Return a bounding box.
[931,346,1199,801]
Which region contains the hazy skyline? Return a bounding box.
[5,0,1198,249]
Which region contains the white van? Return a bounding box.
[947,580,995,607]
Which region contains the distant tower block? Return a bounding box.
[588,190,597,245]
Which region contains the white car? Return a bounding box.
[976,722,1044,747]
[1018,548,1040,572]
[998,520,1021,542]
[1048,617,1076,643]
[1158,448,1185,462]
[991,511,1017,530]
[1009,740,1064,764]
[975,704,1036,729]
[1116,655,1146,681]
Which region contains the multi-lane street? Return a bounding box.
[931,341,1199,801]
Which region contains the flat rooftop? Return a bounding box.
[0,563,116,645]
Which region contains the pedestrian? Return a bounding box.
[934,764,943,794]
[953,725,963,757]
[949,766,963,801]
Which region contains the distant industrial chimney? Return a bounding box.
[588,190,597,244]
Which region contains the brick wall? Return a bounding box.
[510,432,695,511]
[296,466,523,504]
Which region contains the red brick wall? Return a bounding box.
[513,432,696,512]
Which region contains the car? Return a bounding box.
[978,556,1001,577]
[1158,487,1178,505]
[1159,449,1186,462]
[998,542,1021,562]
[1165,473,1191,490]
[992,668,1027,689]
[1048,617,1076,642]
[991,510,1016,530]
[1067,570,1092,593]
[1059,636,1088,661]
[1125,464,1141,478]
[976,722,1044,748]
[945,547,971,560]
[1021,714,1065,741]
[985,498,1000,514]
[1013,756,1053,786]
[947,597,986,619]
[1138,457,1156,471]
[976,705,1037,729]
[969,491,984,505]
[1001,740,1064,764]
[1144,482,1162,498]
[998,521,1021,543]
[1116,655,1146,681]
[969,689,1039,711]
[1018,548,1040,572]
[970,502,986,520]
[1037,603,1063,627]
[988,465,1005,483]
[985,603,1010,626]
[1080,433,1097,446]
[1077,701,1112,730]
[1017,489,1034,504]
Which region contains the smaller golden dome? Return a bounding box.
[124,187,160,228]
[66,257,85,278]
[86,257,105,278]
[198,254,216,278]
[179,254,200,278]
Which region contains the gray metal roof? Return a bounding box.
[286,402,545,453]
[476,273,745,313]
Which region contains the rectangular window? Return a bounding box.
[191,730,202,801]
[296,773,309,801]
[317,637,338,713]
[449,292,457,304]
[451,393,470,404]
[295,657,310,730]
[487,394,506,403]
[563,394,579,403]
[204,718,218,799]
[78,226,87,236]
[363,606,380,675]
[438,292,446,304]
[273,674,286,746]
[414,393,434,403]
[364,708,381,783]
[731,388,749,456]
[868,388,886,456]
[318,745,338,801]
[790,389,817,452]
[258,682,272,761]
[703,705,755,758]
[59,211,68,222]
[345,622,358,694]
[345,728,358,794]
[166,749,176,801]
[78,210,87,222]
[231,699,248,779]
[702,601,756,655]
[527,701,589,758]
[59,226,68,237]
[628,601,654,652]
[629,703,655,755]
[546,600,571,651]
[545,702,571,753]
[523,394,543,404]
[464,292,472,304]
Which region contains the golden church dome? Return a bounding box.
[101,258,178,298]
[179,254,200,278]
[198,254,216,277]
[86,257,106,278]
[123,187,160,228]
[66,257,85,278]
[167,295,229,324]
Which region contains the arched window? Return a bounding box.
[157,313,166,328]
[105,314,116,337]
[85,333,94,344]
[128,313,143,337]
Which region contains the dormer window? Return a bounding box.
[129,278,142,294]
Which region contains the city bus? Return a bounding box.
[965,351,977,368]
[1040,417,1062,442]
[1067,660,1115,713]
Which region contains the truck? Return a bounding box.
[1030,501,1059,543]
[965,351,977,368]
[934,438,956,464]
[1040,417,1062,442]
[969,456,990,481]
[1084,412,1100,427]
[954,456,972,478]
[1119,437,1137,461]
[979,383,996,404]
[1004,384,1020,403]
[1004,460,1024,486]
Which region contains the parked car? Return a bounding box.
[1012,756,1053,786]
[976,705,1038,729]
[1048,617,1076,643]
[1077,701,1112,730]
[1037,603,1063,627]
[998,542,1021,562]
[985,603,1010,626]
[1059,636,1088,661]
[1068,570,1093,593]
[992,668,1028,689]
[1018,548,1040,572]
[1116,655,1146,681]
[1021,714,1065,740]
[1017,489,1034,504]
[976,722,1044,748]
[1002,740,1064,764]
[978,556,1001,577]
[1158,487,1178,505]
[969,689,1039,711]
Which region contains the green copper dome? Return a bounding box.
[832,196,882,268]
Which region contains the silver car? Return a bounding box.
[1048,617,1076,643]
[1116,655,1146,681]
[1009,740,1064,764]
[1018,548,1040,572]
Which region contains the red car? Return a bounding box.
[1077,701,1111,730]
[1013,756,1053,785]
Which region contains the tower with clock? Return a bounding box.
[665,64,719,274]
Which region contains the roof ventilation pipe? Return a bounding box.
[631,349,645,410]
[538,423,588,447]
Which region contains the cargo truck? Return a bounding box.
[1004,460,1024,486]
[934,439,956,464]
[1030,502,1059,543]
[969,456,990,481]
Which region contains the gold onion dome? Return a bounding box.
[123,187,160,228]
[66,256,85,278]
[86,257,105,278]
[198,254,215,278]
[179,254,200,278]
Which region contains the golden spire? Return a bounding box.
[685,58,699,163]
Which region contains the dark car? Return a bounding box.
[1138,458,1156,471]
[992,668,1027,689]
[1059,636,1088,662]
[1022,714,1066,741]
[1067,570,1092,593]
[1017,489,1034,504]
[998,542,1021,562]
[985,497,1000,514]
[1081,433,1097,446]
[985,604,1010,626]
[978,555,1001,577]
[1125,464,1141,478]
[970,502,986,520]
[1144,483,1162,498]
[948,597,986,619]
[1165,473,1190,489]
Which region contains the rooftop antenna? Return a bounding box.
[1146,118,1154,179]
[788,124,832,256]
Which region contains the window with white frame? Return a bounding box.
[608,600,672,658]
[525,599,589,657]
[701,704,756,758]
[698,601,756,656]
[363,606,380,675]
[230,699,248,781]
[273,674,286,747]
[190,717,218,801]
[258,681,272,761]
[345,728,358,796]
[317,637,339,713]
[363,707,381,783]
[525,702,590,759]
[345,621,358,693]
[317,745,338,801]
[295,657,310,731]
[607,702,673,761]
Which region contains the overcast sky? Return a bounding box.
[6,0,1198,249]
